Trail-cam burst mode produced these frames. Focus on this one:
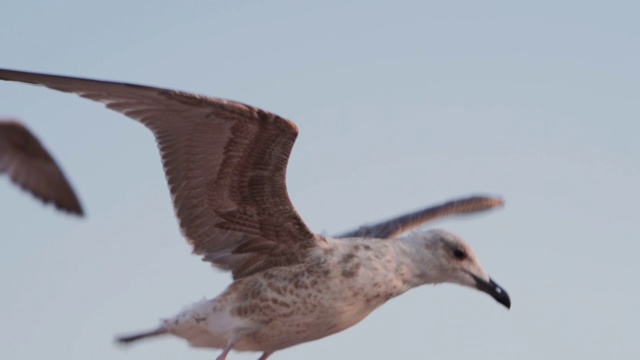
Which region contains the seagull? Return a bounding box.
[0,68,510,360]
[0,118,83,215]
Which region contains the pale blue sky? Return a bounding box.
[1,1,638,359]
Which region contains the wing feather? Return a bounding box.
[0,69,321,278]
[337,195,503,239]
[0,120,83,215]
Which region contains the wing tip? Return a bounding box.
[11,179,85,217]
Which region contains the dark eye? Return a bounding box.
[453,248,467,260]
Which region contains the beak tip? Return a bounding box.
[473,275,511,309]
[501,296,511,310]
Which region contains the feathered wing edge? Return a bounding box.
[336,195,503,239]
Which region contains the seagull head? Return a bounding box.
[409,229,511,309]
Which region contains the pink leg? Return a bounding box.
[216,341,235,360]
[257,352,273,360]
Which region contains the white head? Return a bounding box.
[405,229,510,309]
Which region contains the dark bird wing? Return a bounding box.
[0,119,83,215]
[336,195,503,239]
[0,68,322,279]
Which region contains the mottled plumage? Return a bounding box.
[0,68,509,360]
[0,119,83,215]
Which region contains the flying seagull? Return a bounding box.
[0,68,509,360]
[0,118,83,215]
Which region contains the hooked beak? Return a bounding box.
[472,275,511,309]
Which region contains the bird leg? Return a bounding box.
[257,351,273,360]
[216,341,236,360]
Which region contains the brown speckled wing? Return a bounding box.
[0,69,321,278]
[336,195,503,239]
[0,120,83,215]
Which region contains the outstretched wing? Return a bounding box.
[0,68,322,279]
[0,120,83,215]
[336,195,503,239]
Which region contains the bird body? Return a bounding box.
[0,68,509,359]
[167,236,420,351]
[164,236,410,352]
[122,231,503,358]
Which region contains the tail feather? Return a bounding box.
[116,328,168,345]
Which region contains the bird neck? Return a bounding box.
[320,237,444,298]
[392,238,447,289]
[346,238,445,298]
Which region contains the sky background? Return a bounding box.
[1,1,638,359]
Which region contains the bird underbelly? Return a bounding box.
[162,298,261,350]
[241,282,389,351]
[163,290,385,352]
[244,303,380,352]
